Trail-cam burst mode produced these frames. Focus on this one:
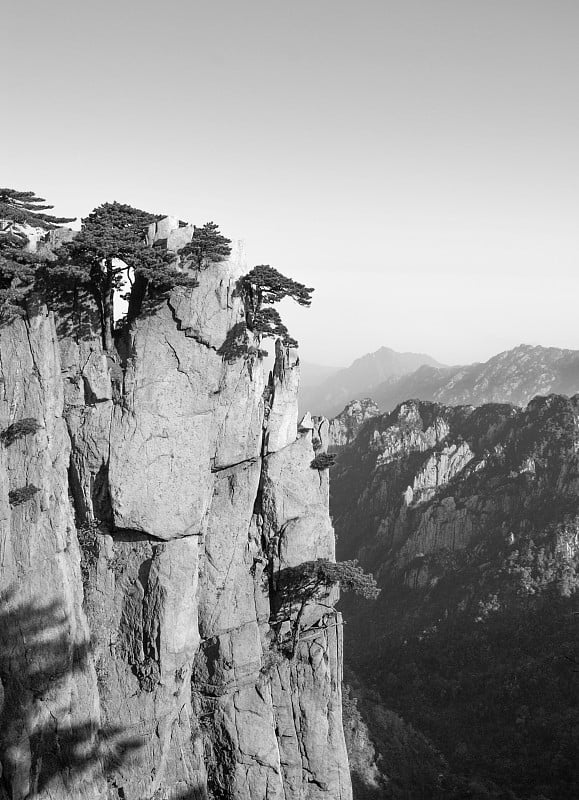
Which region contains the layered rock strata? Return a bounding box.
[0,222,351,800]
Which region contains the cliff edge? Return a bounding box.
[0,219,351,800]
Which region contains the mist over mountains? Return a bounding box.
[299,346,443,417]
[302,344,579,419]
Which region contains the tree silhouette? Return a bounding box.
[273,559,379,656]
[311,453,337,470]
[0,188,75,322]
[0,189,74,234]
[220,262,313,360]
[47,202,198,350]
[178,221,232,270]
[239,265,314,349]
[0,586,142,798]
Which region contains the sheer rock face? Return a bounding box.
[0,311,105,800]
[0,230,351,800]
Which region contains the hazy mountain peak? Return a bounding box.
[300,346,444,417]
[370,343,579,413]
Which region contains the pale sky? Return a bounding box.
[2,1,578,367]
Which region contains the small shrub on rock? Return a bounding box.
[310,453,336,470]
[8,485,40,506]
[1,418,42,446]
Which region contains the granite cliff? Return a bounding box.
[0,218,351,800]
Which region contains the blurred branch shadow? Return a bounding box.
[0,586,142,799]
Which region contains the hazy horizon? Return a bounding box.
[301,339,579,373]
[2,0,578,367]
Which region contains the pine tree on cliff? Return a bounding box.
[0,188,75,321]
[179,221,232,270]
[239,265,314,348]
[279,558,380,656]
[0,188,75,238]
[52,202,198,351]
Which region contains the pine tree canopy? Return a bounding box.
[279,559,380,609]
[239,265,314,349]
[50,202,199,349]
[179,221,232,269]
[56,201,198,290]
[307,559,380,600]
[240,265,314,308]
[0,253,36,321]
[0,188,75,236]
[0,187,75,322]
[249,306,298,348]
[63,202,159,277]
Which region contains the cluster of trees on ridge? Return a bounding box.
[0,187,381,614]
[0,187,313,353]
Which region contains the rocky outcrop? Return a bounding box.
[327,398,380,450]
[0,221,351,800]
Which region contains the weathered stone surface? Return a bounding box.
[263,434,334,572]
[265,341,299,454]
[145,216,180,244]
[0,309,105,800]
[195,342,349,800]
[198,460,264,639]
[108,253,265,539]
[270,620,350,799]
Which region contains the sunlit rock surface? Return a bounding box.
[327,398,381,450]
[0,222,351,799]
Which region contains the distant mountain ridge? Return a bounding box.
[299,346,444,417]
[373,343,579,412]
[303,343,579,420]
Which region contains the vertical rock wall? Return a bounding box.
[0,224,351,800]
[0,310,106,800]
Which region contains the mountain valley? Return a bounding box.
[332,396,579,799]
